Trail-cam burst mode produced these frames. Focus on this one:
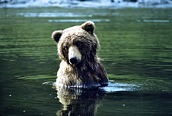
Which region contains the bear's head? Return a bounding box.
[51,21,100,66]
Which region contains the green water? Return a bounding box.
[0,7,172,116]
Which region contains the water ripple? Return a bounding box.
[141,19,170,23]
[48,19,110,23]
[17,12,92,17]
[102,80,140,92]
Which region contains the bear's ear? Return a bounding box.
[51,30,63,43]
[81,21,95,35]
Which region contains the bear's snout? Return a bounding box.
[68,46,81,65]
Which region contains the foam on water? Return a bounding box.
[101,80,140,92]
[43,80,140,93]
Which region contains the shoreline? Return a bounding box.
[0,1,172,8]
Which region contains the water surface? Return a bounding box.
[0,7,172,116]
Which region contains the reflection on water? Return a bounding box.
[56,87,105,116]
[0,7,172,116]
[55,81,140,116]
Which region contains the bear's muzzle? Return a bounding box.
[68,46,81,65]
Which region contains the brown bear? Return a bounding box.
[51,21,108,89]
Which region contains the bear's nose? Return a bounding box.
[69,57,78,65]
[68,46,81,65]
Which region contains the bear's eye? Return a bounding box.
[75,42,82,48]
[61,43,69,57]
[64,45,69,53]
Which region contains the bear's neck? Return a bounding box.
[57,58,107,88]
[73,58,99,78]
